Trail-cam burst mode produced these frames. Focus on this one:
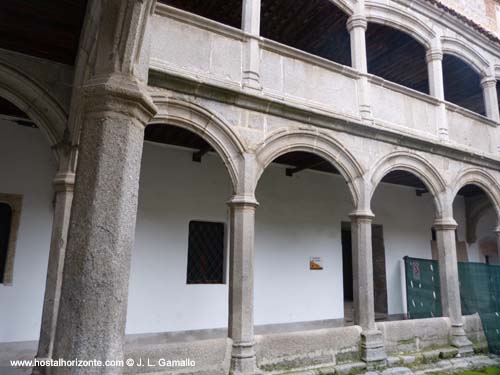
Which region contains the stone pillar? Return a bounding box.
[481,76,500,123]
[426,47,449,140]
[51,1,157,374]
[228,195,260,375]
[434,218,473,354]
[350,211,386,365]
[242,0,261,91]
[33,171,75,373]
[494,226,500,263]
[347,11,372,124]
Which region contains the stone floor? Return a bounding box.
[286,354,500,375]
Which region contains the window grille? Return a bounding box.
[187,221,225,284]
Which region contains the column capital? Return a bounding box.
[347,15,367,32]
[53,172,75,193]
[82,74,158,126]
[349,209,374,221]
[425,49,443,64]
[481,76,497,89]
[228,195,259,208]
[433,217,458,230]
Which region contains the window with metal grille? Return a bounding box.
[0,202,13,284]
[187,221,225,284]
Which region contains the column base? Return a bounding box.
[450,325,474,356]
[230,341,262,375]
[31,366,48,375]
[361,330,387,368]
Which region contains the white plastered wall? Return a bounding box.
[0,137,472,340]
[0,119,55,342]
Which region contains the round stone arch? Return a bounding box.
[441,37,489,77]
[254,129,364,208]
[0,60,67,160]
[368,151,446,218]
[450,168,500,224]
[149,96,246,194]
[365,3,434,48]
[327,0,354,16]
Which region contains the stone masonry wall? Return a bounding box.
[438,0,499,34]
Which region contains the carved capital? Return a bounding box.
[82,74,158,126]
[481,76,497,89]
[228,195,259,208]
[347,15,368,32]
[349,209,375,222]
[433,217,458,231]
[425,49,443,63]
[53,172,76,193]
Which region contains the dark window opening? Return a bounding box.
[0,203,13,284]
[261,0,351,66]
[366,23,429,94]
[158,0,243,29]
[443,54,485,115]
[187,221,225,284]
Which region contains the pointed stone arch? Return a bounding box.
[254,129,364,207]
[149,96,246,194]
[368,151,446,217]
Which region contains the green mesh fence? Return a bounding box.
[404,257,500,354]
[404,256,442,319]
[458,261,500,354]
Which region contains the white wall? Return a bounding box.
[126,142,453,333]
[372,184,436,315]
[466,207,497,263]
[127,143,232,334]
[0,135,472,341]
[0,119,56,342]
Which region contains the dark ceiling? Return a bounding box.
[366,23,428,94]
[0,96,36,127]
[443,54,485,115]
[0,0,87,65]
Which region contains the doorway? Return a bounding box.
[341,222,388,322]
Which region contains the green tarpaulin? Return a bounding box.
[404,257,500,354]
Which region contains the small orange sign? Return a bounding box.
[310,257,323,270]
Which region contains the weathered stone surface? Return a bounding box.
[439,348,459,359]
[381,367,413,375]
[335,361,367,375]
[421,350,440,363]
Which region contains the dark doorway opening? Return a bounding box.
[341,222,388,322]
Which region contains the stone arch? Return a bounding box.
[368,151,446,217]
[254,129,364,207]
[149,96,246,194]
[365,4,434,48]
[441,37,489,77]
[451,168,500,223]
[328,0,354,16]
[0,59,67,160]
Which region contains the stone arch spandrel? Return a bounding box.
[368,151,447,218]
[150,96,247,194]
[254,129,364,207]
